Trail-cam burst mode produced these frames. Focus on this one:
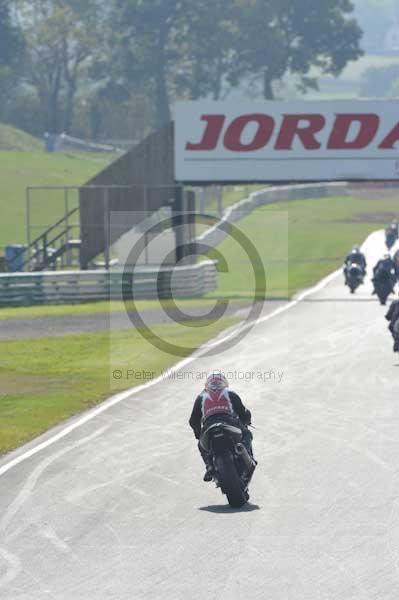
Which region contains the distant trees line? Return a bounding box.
[354,0,398,52]
[0,0,363,141]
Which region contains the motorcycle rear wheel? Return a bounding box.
[215,453,248,508]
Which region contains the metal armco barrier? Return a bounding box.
[0,261,218,306]
[196,182,349,249]
[1,182,349,307]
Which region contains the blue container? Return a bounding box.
[5,245,27,272]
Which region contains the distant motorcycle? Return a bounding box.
[345,263,364,294]
[393,250,399,280]
[200,421,256,508]
[373,269,396,305]
[393,320,399,353]
[386,228,397,250]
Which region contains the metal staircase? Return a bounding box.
[22,207,81,271]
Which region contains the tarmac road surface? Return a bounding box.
[1,231,399,600]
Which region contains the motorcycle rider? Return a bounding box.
[386,222,398,247]
[343,245,367,282]
[390,220,399,238]
[385,293,399,351]
[189,371,254,482]
[373,254,396,282]
[394,249,399,279]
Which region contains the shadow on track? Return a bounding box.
[199,503,260,514]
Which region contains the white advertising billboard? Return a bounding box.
[174,100,399,182]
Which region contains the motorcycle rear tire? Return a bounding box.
[216,453,248,509]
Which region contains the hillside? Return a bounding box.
[0,124,42,151]
[0,151,115,249]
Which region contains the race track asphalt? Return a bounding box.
[1,231,399,600]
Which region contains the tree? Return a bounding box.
[106,0,245,126]
[0,0,24,66]
[59,6,99,132]
[232,0,364,99]
[19,0,100,133]
[0,0,25,124]
[109,0,184,128]
[173,1,241,101]
[353,0,395,51]
[24,3,64,132]
[107,0,363,129]
[360,64,399,97]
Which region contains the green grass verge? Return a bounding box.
[2,191,399,454]
[200,184,266,215]
[205,193,399,299]
[0,151,114,248]
[0,318,237,454]
[0,124,42,152]
[195,185,266,236]
[3,192,399,320]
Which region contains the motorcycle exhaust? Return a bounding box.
[235,443,256,475]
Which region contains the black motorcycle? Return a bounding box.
[394,250,399,280]
[200,421,256,508]
[345,263,364,294]
[373,269,396,305]
[393,320,399,353]
[386,229,397,250]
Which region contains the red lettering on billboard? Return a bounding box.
[275,114,325,150]
[185,115,225,150]
[379,122,399,149]
[184,111,399,154]
[224,114,275,151]
[327,114,379,149]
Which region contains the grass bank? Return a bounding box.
[2,192,399,321]
[2,191,399,454]
[0,151,114,248]
[0,124,42,152]
[207,193,399,299]
[0,317,236,454]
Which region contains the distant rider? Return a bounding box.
[386,222,398,248]
[344,245,367,281]
[394,249,399,279]
[373,254,396,283]
[390,220,399,238]
[385,294,399,352]
[189,372,254,482]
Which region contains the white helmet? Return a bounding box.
[205,371,228,392]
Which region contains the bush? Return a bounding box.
[360,64,399,97]
[2,88,45,137]
[71,92,154,143]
